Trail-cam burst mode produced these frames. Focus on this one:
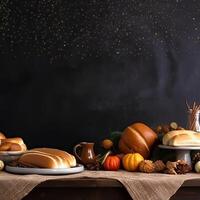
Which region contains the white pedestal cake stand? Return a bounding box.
[158,145,200,166]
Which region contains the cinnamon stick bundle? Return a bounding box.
[186,101,200,131]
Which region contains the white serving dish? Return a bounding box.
[5,164,84,175]
[0,151,25,164]
[158,145,200,166]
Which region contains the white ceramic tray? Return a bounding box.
[5,164,84,175]
[0,151,25,163]
[158,145,200,166]
[158,145,200,150]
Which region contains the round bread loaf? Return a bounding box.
[119,122,157,158]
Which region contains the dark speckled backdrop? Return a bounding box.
[0,0,200,151]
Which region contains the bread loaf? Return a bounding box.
[18,148,76,169]
[168,133,200,146]
[163,130,200,146]
[32,148,76,167]
[163,130,197,146]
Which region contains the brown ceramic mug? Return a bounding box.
[73,142,96,165]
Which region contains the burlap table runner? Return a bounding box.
[1,170,200,200]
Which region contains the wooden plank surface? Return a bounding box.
[37,178,200,188]
[23,178,200,200]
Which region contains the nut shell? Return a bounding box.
[162,125,170,133]
[139,160,155,173]
[154,160,166,172]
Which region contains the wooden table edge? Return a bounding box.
[37,178,200,188]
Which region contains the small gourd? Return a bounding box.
[122,153,144,172]
[103,155,121,171]
[195,161,200,173]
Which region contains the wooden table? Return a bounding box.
[23,178,200,200]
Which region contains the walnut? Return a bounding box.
[139,160,155,173]
[85,161,100,170]
[176,160,192,174]
[170,122,178,130]
[162,125,170,133]
[192,152,200,165]
[166,161,177,170]
[155,125,162,134]
[165,160,191,175]
[164,168,177,175]
[154,160,166,172]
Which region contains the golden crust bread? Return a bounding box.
[0,142,22,151]
[1,137,24,145]
[168,133,200,146]
[18,148,76,169]
[0,132,6,140]
[32,148,76,167]
[162,130,197,146]
[0,137,27,151]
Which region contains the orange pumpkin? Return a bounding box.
[119,122,157,158]
[103,155,121,171]
[122,153,144,171]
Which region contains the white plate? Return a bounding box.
[0,151,25,155]
[0,151,26,163]
[158,144,200,150]
[5,164,84,175]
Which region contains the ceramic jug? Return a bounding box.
[73,142,96,165]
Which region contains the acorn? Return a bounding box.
[101,139,113,149]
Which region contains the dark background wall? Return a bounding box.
[0,0,200,152]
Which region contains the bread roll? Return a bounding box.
[0,142,23,151]
[168,133,200,146]
[0,137,27,151]
[10,143,24,151]
[18,148,76,169]
[162,130,197,146]
[0,142,25,151]
[0,132,6,145]
[0,142,11,151]
[0,132,6,140]
[1,137,24,145]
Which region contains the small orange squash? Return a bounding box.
[103,155,121,171]
[122,153,144,171]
